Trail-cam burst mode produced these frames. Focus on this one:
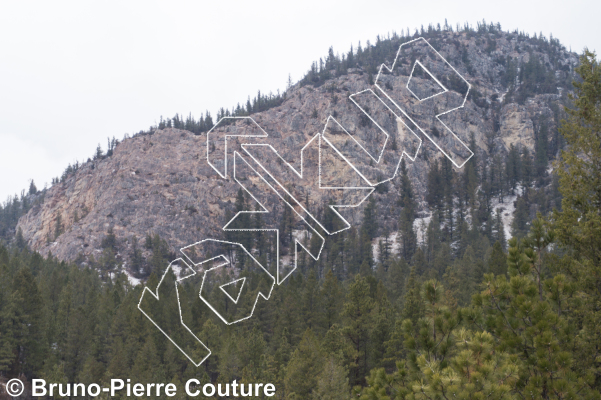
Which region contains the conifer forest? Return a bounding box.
[1,23,601,399]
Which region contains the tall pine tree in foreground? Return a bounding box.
[553,49,601,388]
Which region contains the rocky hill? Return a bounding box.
[16,26,578,278]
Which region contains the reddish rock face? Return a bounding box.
[16,30,575,273]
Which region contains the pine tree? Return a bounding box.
[426,160,443,219]
[131,337,162,384]
[379,227,391,266]
[359,229,374,271]
[440,158,456,241]
[129,236,144,275]
[274,327,292,368]
[233,188,253,254]
[398,160,417,261]
[217,333,241,383]
[0,290,16,374]
[535,117,549,180]
[493,207,507,249]
[94,144,103,160]
[432,243,452,280]
[425,213,442,264]
[312,358,350,400]
[284,329,324,399]
[461,136,479,209]
[361,197,378,240]
[412,329,518,400]
[466,233,596,399]
[552,50,601,386]
[403,280,459,374]
[253,203,267,259]
[28,180,37,195]
[398,210,416,262]
[506,144,521,194]
[319,270,343,331]
[511,195,529,238]
[199,319,222,378]
[370,285,392,370]
[54,213,64,239]
[15,227,26,249]
[411,248,427,276]
[301,269,320,330]
[239,326,267,378]
[361,282,518,400]
[342,275,375,386]
[491,154,506,203]
[101,226,117,250]
[12,267,46,376]
[149,233,170,276]
[457,245,478,305]
[386,257,409,304]
[488,240,508,276]
[398,159,416,212]
[344,227,360,276]
[401,266,423,326]
[521,147,533,188]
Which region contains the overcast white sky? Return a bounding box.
[0,0,598,201]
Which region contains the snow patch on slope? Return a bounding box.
[490,186,523,244]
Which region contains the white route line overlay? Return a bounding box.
[375,36,474,168]
[347,89,390,164]
[139,36,473,367]
[407,60,448,102]
[138,258,211,367]
[241,133,375,236]
[220,277,246,304]
[192,239,275,325]
[321,115,421,186]
[229,151,325,285]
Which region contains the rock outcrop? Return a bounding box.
[16,29,577,271]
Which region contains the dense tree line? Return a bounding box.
[0,181,40,244]
[298,19,572,103]
[0,43,597,400]
[137,89,287,138]
[21,22,574,204]
[130,21,573,144]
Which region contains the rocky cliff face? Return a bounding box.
[16,29,577,274]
